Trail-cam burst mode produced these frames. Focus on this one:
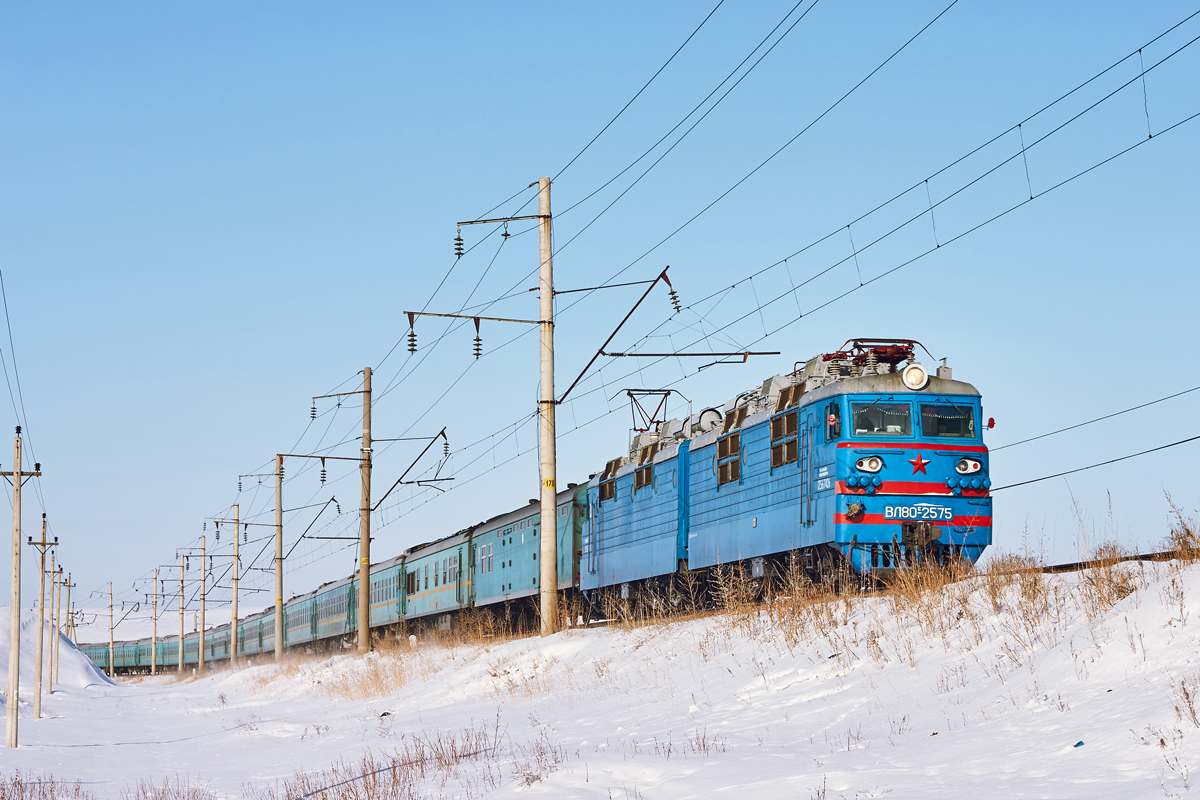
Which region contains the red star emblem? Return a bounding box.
[909,453,929,474]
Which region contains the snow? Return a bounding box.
[4,559,1200,798]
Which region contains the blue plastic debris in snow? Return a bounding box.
[1074,741,1084,748]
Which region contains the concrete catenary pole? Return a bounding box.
[44,551,53,695]
[150,567,157,676]
[31,518,47,718]
[537,176,558,637]
[231,504,239,666]
[65,573,73,642]
[357,367,372,655]
[274,454,284,663]
[178,555,184,674]
[52,565,61,687]
[107,582,114,678]
[5,428,23,748]
[198,535,206,674]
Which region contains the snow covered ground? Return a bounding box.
[4,555,1200,799]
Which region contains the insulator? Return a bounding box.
[185,556,190,570]
[203,521,206,531]
[238,480,242,492]
[473,336,482,359]
[829,360,841,379]
[407,328,417,354]
[320,468,327,484]
[215,529,220,542]
[669,288,681,313]
[906,350,915,365]
[867,349,878,374]
[335,501,341,514]
[454,233,464,259]
[443,440,450,457]
[280,465,285,480]
[501,223,510,240]
[310,403,317,420]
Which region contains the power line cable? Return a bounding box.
[992,435,1200,492]
[555,0,816,220]
[991,385,1200,452]
[554,0,727,181]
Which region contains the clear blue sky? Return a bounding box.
[1,1,1197,623]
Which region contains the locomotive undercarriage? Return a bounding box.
[581,537,973,622]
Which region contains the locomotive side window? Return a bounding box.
[717,432,741,486]
[921,403,975,438]
[634,464,653,490]
[599,480,616,502]
[771,409,800,469]
[852,402,911,436]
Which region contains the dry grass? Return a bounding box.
[0,772,94,800]
[244,718,567,800]
[122,776,211,800]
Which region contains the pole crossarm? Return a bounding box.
[312,389,367,401]
[278,453,361,462]
[457,214,546,226]
[404,311,539,326]
[603,350,781,358]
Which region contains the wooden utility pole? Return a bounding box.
[357,367,372,655]
[107,582,114,678]
[150,568,157,676]
[178,555,184,674]
[26,515,55,718]
[536,176,558,636]
[198,535,206,674]
[3,427,40,748]
[275,455,284,663]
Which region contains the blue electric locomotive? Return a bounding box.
[582,339,991,594]
[79,339,990,673]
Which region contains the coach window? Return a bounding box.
[852,401,911,436]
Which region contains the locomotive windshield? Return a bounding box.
[851,402,912,436]
[921,403,976,438]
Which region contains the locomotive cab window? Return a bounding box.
[852,402,911,436]
[921,403,975,438]
[825,402,841,441]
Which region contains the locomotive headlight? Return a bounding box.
[901,362,930,390]
[855,456,883,473]
[955,458,982,474]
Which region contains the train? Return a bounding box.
[80,338,992,673]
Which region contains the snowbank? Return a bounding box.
[2,557,1199,798]
[0,608,111,693]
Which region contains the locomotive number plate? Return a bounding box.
[885,504,953,521]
